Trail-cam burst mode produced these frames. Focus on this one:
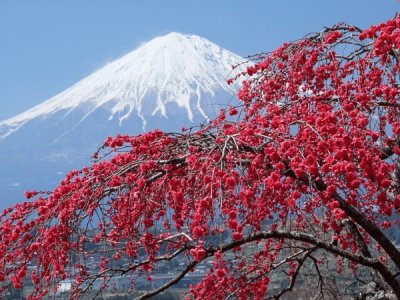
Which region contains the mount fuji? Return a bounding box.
[0,32,247,208]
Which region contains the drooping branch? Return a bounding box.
[137,260,198,300]
[214,230,400,297]
[333,192,400,271]
[265,248,315,300]
[138,229,400,299]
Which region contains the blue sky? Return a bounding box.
[1,1,398,120]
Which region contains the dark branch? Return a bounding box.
[136,260,198,299]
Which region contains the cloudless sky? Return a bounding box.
[1,1,399,120]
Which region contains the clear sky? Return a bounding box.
[1,1,398,121]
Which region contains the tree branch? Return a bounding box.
[211,230,400,297]
[136,260,198,299]
[265,248,315,299]
[334,192,400,272]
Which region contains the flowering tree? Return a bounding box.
[1,15,400,299]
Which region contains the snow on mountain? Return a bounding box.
[0,32,244,139]
[0,32,247,208]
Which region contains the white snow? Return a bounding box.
[0,32,246,139]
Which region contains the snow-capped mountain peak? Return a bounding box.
[0,32,248,208]
[0,32,244,139]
